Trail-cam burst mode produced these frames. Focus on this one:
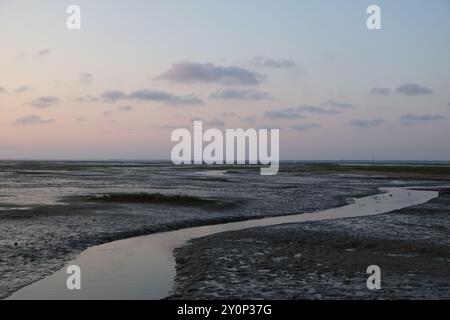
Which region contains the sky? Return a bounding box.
[1,0,450,160]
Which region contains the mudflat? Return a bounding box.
[170,189,450,299]
[0,161,384,298]
[1,161,449,299]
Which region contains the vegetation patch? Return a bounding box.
[89,192,225,207]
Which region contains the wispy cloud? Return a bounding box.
[264,108,304,119]
[297,105,340,114]
[240,115,257,123]
[80,73,93,84]
[191,118,226,127]
[321,100,356,109]
[371,87,391,96]
[210,89,272,101]
[219,112,238,118]
[206,119,226,127]
[14,115,54,126]
[157,61,264,85]
[256,125,281,130]
[100,89,204,106]
[155,124,183,130]
[27,96,60,108]
[101,90,127,102]
[76,95,100,103]
[15,86,31,94]
[252,55,296,69]
[350,118,384,128]
[0,86,7,94]
[218,112,256,123]
[129,90,203,105]
[38,48,51,56]
[292,124,320,131]
[396,83,433,96]
[265,101,353,119]
[16,52,26,61]
[117,105,134,112]
[400,113,445,125]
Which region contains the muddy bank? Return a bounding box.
[170,189,450,299]
[1,162,391,299]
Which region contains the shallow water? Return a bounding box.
[0,161,381,216]
[8,187,438,300]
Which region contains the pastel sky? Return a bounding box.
[1,0,449,160]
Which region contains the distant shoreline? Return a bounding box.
[1,159,450,166]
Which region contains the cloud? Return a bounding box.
[240,115,257,123]
[370,84,433,96]
[100,89,204,106]
[157,118,226,130]
[396,83,433,96]
[14,115,54,126]
[76,95,99,103]
[190,117,226,127]
[371,87,391,96]
[321,100,356,109]
[38,48,51,56]
[15,52,26,60]
[264,101,353,119]
[75,117,86,122]
[128,90,203,105]
[15,86,31,94]
[155,124,183,130]
[219,112,237,118]
[206,119,226,127]
[80,73,93,84]
[101,90,127,102]
[102,110,113,117]
[400,113,445,125]
[320,54,337,64]
[292,124,320,131]
[297,105,340,114]
[264,108,304,119]
[256,125,281,130]
[210,89,272,101]
[117,105,134,112]
[27,96,60,108]
[157,61,264,85]
[253,56,296,69]
[0,86,7,94]
[218,112,256,123]
[350,118,384,128]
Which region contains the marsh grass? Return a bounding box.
[89,192,222,207]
